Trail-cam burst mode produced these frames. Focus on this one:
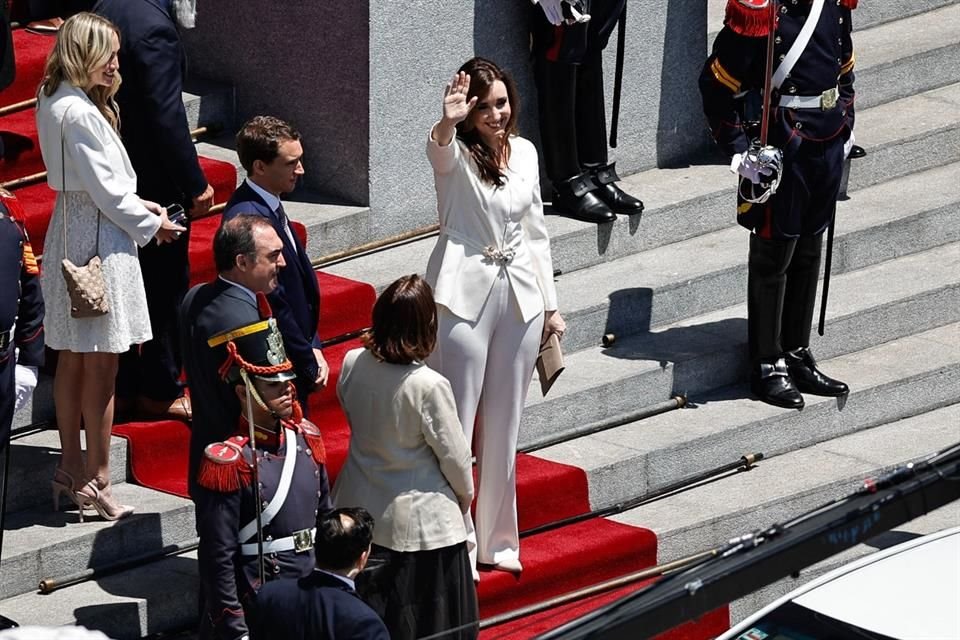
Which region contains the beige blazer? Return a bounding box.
[332,348,474,552]
[425,131,558,323]
[36,82,160,247]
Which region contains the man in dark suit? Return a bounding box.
[251,507,390,640]
[223,116,327,407]
[180,215,285,496]
[94,0,215,421]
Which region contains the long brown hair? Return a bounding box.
[455,57,520,188]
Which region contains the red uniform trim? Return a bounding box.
[841,0,858,9]
[725,0,775,37]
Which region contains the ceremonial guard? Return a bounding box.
[0,189,44,453]
[194,315,332,640]
[0,189,44,631]
[699,0,855,409]
[531,0,644,223]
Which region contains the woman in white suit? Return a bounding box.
[426,57,566,575]
[334,275,478,639]
[35,13,183,521]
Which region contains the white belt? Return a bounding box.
[441,226,520,267]
[779,87,839,111]
[241,527,315,556]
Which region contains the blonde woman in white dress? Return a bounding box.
[35,12,184,521]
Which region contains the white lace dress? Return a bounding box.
[36,83,161,354]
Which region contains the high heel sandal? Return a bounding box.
[76,477,135,522]
[51,468,85,513]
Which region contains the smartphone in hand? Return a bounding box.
[166,203,188,227]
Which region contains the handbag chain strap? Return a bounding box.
[60,103,101,263]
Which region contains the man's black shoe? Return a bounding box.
[590,163,644,215]
[595,182,644,215]
[849,144,866,159]
[785,347,849,397]
[552,173,616,224]
[751,358,805,409]
[0,613,18,630]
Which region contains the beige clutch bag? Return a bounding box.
[536,333,565,396]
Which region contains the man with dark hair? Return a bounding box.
[251,508,389,640]
[180,214,285,494]
[223,116,327,407]
[94,0,215,422]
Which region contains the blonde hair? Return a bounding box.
[39,12,122,130]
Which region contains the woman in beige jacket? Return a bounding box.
[333,275,477,640]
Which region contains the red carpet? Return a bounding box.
[2,28,53,106]
[3,27,727,639]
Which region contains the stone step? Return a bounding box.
[0,549,200,639]
[3,430,129,515]
[0,483,194,600]
[324,83,960,297]
[519,251,960,448]
[854,3,960,110]
[535,324,960,510]
[553,162,960,353]
[609,402,960,570]
[181,77,235,136]
[729,500,960,624]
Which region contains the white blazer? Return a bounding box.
[425,130,558,323]
[333,348,475,553]
[36,82,160,247]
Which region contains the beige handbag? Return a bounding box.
[58,107,109,318]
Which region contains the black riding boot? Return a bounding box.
[588,161,644,214]
[782,234,848,396]
[748,234,804,409]
[534,58,615,224]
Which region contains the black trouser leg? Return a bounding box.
[748,234,797,363]
[534,58,615,223]
[781,232,822,352]
[124,234,190,402]
[575,52,608,168]
[780,233,848,396]
[534,58,581,185]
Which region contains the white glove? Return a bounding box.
[533,0,565,25]
[843,131,856,159]
[730,151,773,184]
[14,364,39,413]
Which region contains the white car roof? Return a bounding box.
[721,525,960,640]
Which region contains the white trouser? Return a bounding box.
[432,271,543,569]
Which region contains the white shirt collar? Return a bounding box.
[317,569,356,590]
[244,177,281,213]
[218,275,258,305]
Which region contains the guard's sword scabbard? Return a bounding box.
[759,1,778,147]
[818,211,836,336]
[609,2,627,148]
[241,371,266,585]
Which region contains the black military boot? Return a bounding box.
[784,347,848,397]
[751,357,804,409]
[589,162,644,215]
[748,235,804,409]
[552,172,616,224]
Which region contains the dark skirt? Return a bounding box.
[357,541,479,640]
